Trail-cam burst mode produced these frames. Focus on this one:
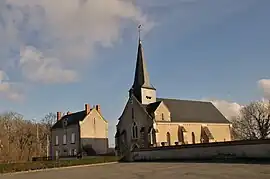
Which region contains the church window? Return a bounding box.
[132,108,134,119]
[178,127,184,144]
[132,122,138,139]
[149,128,156,145]
[166,132,171,146]
[161,113,164,120]
[192,132,195,144]
[146,96,152,99]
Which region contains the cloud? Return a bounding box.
[202,98,243,120]
[20,46,79,84]
[0,70,24,101]
[258,79,270,99]
[0,0,154,84]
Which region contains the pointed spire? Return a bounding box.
[132,37,155,91]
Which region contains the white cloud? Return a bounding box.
[20,46,78,84]
[0,70,24,101]
[0,0,154,84]
[258,79,270,99]
[202,98,243,120]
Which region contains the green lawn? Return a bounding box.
[0,156,120,174]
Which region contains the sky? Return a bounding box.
[0,0,270,147]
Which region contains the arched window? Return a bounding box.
[132,122,138,139]
[178,126,184,144]
[192,132,195,144]
[166,132,171,146]
[150,128,156,145]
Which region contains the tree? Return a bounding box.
[232,100,270,140]
[40,112,57,156]
[0,111,56,162]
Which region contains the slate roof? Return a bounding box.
[146,98,230,124]
[51,110,86,129]
[132,40,155,90]
[146,101,162,117]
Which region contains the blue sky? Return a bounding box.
[1,0,270,147]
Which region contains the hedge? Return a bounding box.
[0,156,120,174]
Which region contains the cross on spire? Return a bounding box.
[138,24,142,42]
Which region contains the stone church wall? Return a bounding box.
[131,139,270,161]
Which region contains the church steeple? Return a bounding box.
[132,39,155,90]
[130,25,156,104]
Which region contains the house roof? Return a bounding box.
[146,98,230,124]
[51,110,86,129]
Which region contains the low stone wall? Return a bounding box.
[132,139,270,162]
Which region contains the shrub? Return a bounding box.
[0,156,119,174]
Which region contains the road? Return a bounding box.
[1,162,270,179]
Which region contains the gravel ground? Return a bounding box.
[1,162,270,179]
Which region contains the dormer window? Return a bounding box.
[63,119,68,127]
[146,96,152,99]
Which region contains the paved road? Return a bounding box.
[1,162,270,179]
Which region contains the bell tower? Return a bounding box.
[129,25,156,105]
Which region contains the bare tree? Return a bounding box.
[40,112,56,156]
[0,111,56,162]
[41,112,56,131]
[232,100,270,140]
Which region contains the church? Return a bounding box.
[115,38,232,156]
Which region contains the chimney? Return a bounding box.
[85,103,90,115]
[67,111,72,115]
[96,104,101,114]
[57,112,62,121]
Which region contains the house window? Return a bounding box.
[69,149,72,156]
[55,150,59,157]
[132,108,134,119]
[63,134,67,145]
[55,136,59,145]
[132,122,138,139]
[71,133,75,144]
[161,113,164,120]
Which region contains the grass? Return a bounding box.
[0,156,120,174]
